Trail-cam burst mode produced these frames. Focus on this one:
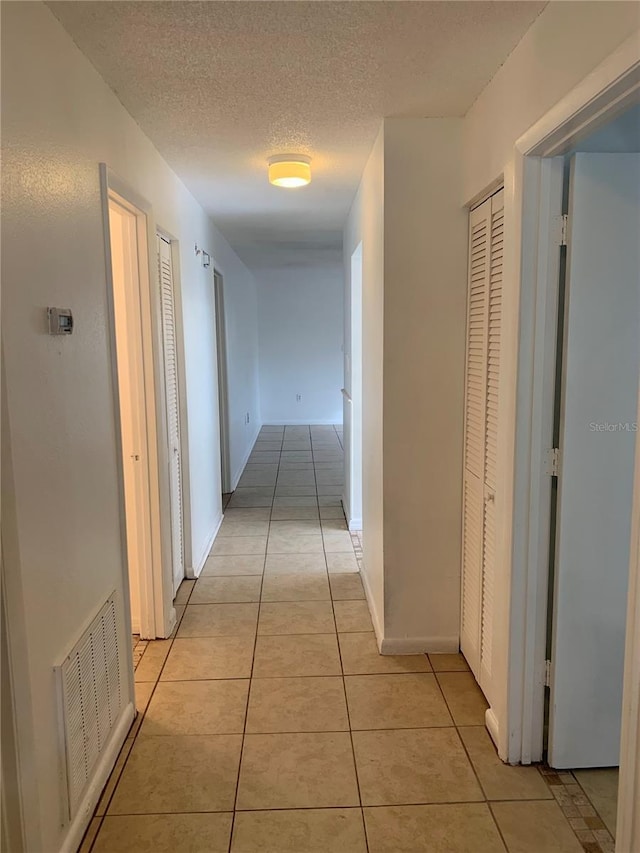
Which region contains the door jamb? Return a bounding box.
[99,164,175,639]
[345,241,363,532]
[489,30,639,851]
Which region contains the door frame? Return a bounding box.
[487,31,639,850]
[99,164,175,639]
[213,269,232,494]
[344,241,363,531]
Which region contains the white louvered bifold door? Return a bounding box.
[479,189,504,697]
[461,189,503,698]
[157,236,185,596]
[461,198,491,678]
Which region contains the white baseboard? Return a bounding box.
[163,606,177,640]
[59,701,135,853]
[341,497,362,531]
[360,565,384,647]
[379,635,460,655]
[261,419,343,426]
[187,514,223,579]
[485,708,500,752]
[231,423,261,490]
[357,557,459,657]
[341,495,350,521]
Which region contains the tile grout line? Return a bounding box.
[99,797,563,818]
[422,663,515,853]
[433,661,608,852]
[228,427,281,851]
[426,672,491,810]
[87,425,347,852]
[319,441,371,853]
[92,425,600,852]
[440,688,514,852]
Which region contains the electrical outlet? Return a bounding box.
[245,412,250,425]
[296,394,302,403]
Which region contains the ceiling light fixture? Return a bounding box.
[268,154,311,188]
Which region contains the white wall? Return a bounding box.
[257,264,344,425]
[344,128,385,637]
[462,0,640,202]
[383,119,467,649]
[345,120,467,652]
[1,3,257,850]
[461,0,640,758]
[211,236,261,490]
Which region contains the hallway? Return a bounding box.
[76,425,608,853]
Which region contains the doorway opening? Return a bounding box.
[542,112,640,841]
[504,52,640,849]
[107,194,159,640]
[102,167,177,647]
[214,269,232,505]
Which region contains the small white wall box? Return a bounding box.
[48,307,73,335]
[202,251,210,268]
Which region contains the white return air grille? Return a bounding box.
[56,594,123,820]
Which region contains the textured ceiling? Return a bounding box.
[49,1,545,270]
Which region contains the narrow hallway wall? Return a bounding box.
[382,118,467,650]
[210,235,261,490]
[344,127,385,637]
[1,3,259,849]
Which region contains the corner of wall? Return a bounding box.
[361,562,384,647]
[230,422,260,491]
[187,512,223,578]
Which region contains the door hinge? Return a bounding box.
[553,213,569,246]
[544,659,552,688]
[545,447,561,477]
[559,213,568,246]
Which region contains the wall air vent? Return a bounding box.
[55,594,123,821]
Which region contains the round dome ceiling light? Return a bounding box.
[268,155,311,188]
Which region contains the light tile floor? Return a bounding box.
[83,425,616,853]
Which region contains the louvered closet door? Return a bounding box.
[461,189,503,696]
[461,198,491,678]
[479,189,504,697]
[157,236,185,596]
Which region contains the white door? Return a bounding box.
[109,200,154,635]
[157,236,185,596]
[548,154,640,768]
[461,189,503,700]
